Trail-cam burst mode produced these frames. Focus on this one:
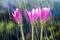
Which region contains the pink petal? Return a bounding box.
[12,13,19,23]
[33,8,39,22]
[26,9,32,22]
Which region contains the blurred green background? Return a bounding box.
[0,0,60,40]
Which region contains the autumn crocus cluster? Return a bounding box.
[12,7,50,40]
[26,7,50,40]
[12,7,50,27]
[26,7,50,24]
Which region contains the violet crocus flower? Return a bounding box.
[26,8,41,23]
[12,8,25,40]
[38,8,50,40]
[26,8,41,40]
[12,8,22,24]
[39,8,50,22]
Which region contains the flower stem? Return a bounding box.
[40,22,43,40]
[20,24,25,40]
[31,24,34,40]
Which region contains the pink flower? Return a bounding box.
[26,8,41,23]
[39,8,50,22]
[12,8,22,24]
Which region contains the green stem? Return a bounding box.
[31,24,34,40]
[40,22,43,40]
[20,24,25,40]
